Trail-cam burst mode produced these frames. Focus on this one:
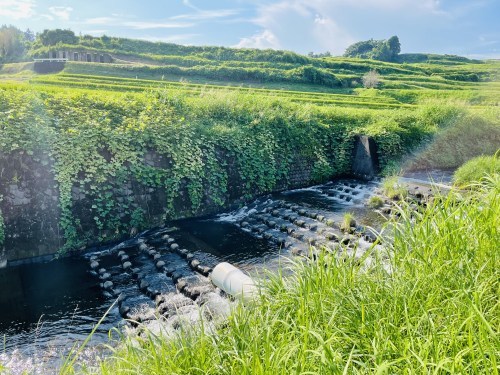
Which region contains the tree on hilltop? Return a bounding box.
[344,35,401,62]
[37,29,78,46]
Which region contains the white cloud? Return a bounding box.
[0,0,36,20]
[123,21,194,30]
[171,9,240,21]
[311,16,354,55]
[236,30,280,49]
[48,6,73,21]
[83,17,117,25]
[39,14,54,21]
[237,0,452,54]
[82,16,194,30]
[138,33,200,43]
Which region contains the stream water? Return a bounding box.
[0,178,381,374]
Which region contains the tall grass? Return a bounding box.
[83,175,499,374]
[453,153,500,187]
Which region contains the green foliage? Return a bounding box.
[381,176,408,200]
[409,113,500,170]
[88,178,500,374]
[0,87,361,251]
[341,211,356,231]
[367,195,384,208]
[0,25,29,63]
[344,35,401,62]
[0,46,496,252]
[453,154,500,187]
[35,29,78,46]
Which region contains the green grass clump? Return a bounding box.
[84,176,499,374]
[341,212,356,232]
[381,176,408,200]
[453,154,500,187]
[367,195,384,208]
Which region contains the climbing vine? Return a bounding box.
[0,86,453,253]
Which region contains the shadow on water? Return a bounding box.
[174,220,281,267]
[0,257,120,364]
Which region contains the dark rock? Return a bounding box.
[176,279,188,291]
[324,232,339,241]
[290,247,304,256]
[294,220,306,228]
[139,280,149,291]
[119,305,130,317]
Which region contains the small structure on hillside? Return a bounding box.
[36,51,113,63]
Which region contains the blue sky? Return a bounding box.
[1,0,499,58]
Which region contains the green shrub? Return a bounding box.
[453,154,500,187]
[381,176,408,200]
[341,212,356,231]
[367,195,384,208]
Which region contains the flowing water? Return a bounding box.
[0,178,381,374]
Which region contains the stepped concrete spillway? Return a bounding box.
[85,178,383,336]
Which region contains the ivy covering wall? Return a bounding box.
[0,86,460,253]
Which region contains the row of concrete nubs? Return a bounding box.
[223,179,383,260]
[87,229,231,336]
[86,178,382,333]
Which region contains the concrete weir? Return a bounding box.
[87,229,232,333]
[86,178,383,335]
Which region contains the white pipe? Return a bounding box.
[210,262,257,302]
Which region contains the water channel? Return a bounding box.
[0,178,382,373]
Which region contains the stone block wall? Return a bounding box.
[0,139,377,264]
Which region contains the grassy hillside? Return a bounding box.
[1,36,499,249]
[26,36,499,89]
